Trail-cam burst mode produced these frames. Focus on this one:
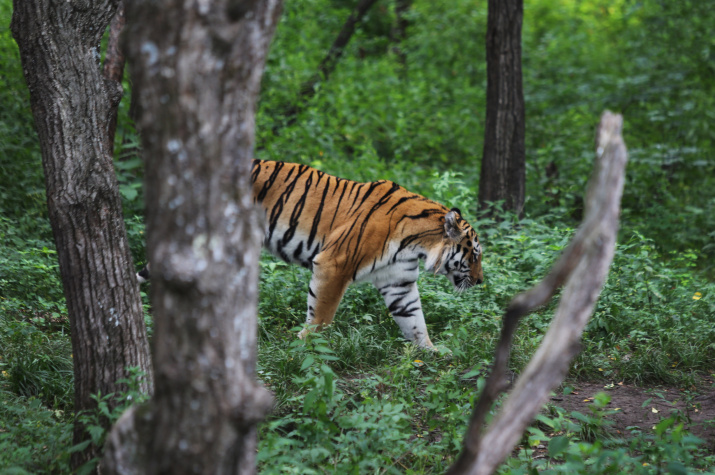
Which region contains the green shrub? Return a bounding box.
[0,388,72,474]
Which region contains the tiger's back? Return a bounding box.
[252,159,444,277]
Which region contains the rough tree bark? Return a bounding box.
[10,0,153,470]
[101,0,282,472]
[449,111,628,475]
[477,0,525,217]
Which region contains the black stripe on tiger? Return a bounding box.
[142,159,484,351]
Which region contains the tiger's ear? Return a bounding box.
[444,209,463,242]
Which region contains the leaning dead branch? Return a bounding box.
[448,111,628,475]
[276,0,379,133]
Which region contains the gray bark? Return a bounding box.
[10,0,153,470]
[102,0,282,472]
[450,111,628,474]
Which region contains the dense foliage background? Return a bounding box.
[1,0,713,472]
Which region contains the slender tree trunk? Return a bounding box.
[276,0,379,132]
[478,0,525,217]
[101,0,282,472]
[103,1,127,153]
[390,0,413,68]
[10,0,153,470]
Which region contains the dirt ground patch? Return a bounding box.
[551,380,715,445]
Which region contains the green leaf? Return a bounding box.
[527,427,547,440]
[67,439,91,454]
[0,468,33,475]
[534,414,557,429]
[303,388,319,414]
[99,403,111,418]
[460,368,481,379]
[655,417,674,437]
[570,411,592,424]
[666,461,688,475]
[119,184,138,201]
[75,458,100,475]
[300,355,315,371]
[322,366,334,401]
[88,425,105,445]
[548,435,569,458]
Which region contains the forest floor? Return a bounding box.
[404,376,715,460]
[554,379,715,443]
[491,378,715,465]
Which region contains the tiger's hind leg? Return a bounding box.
[297,257,351,340]
[376,280,434,349]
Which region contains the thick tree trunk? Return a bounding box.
[101,0,282,472]
[10,0,153,470]
[478,0,525,217]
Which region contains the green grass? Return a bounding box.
[0,388,73,473]
[1,0,715,472]
[251,209,715,473]
[2,207,712,473]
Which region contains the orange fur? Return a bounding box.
[252,159,483,348]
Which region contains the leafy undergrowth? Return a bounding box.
[2,208,713,473]
[508,388,715,474]
[0,389,73,473]
[2,0,715,472]
[252,213,715,473]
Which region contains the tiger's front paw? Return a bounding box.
[297,327,310,340]
[432,345,452,357]
[420,342,451,355]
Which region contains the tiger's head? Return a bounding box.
[438,208,484,291]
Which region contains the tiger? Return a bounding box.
[139,159,484,349]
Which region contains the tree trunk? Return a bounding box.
[101,0,282,472]
[103,1,127,153]
[478,0,525,217]
[10,0,153,470]
[390,0,413,68]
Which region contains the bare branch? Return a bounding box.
[276,0,379,132]
[448,111,628,475]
